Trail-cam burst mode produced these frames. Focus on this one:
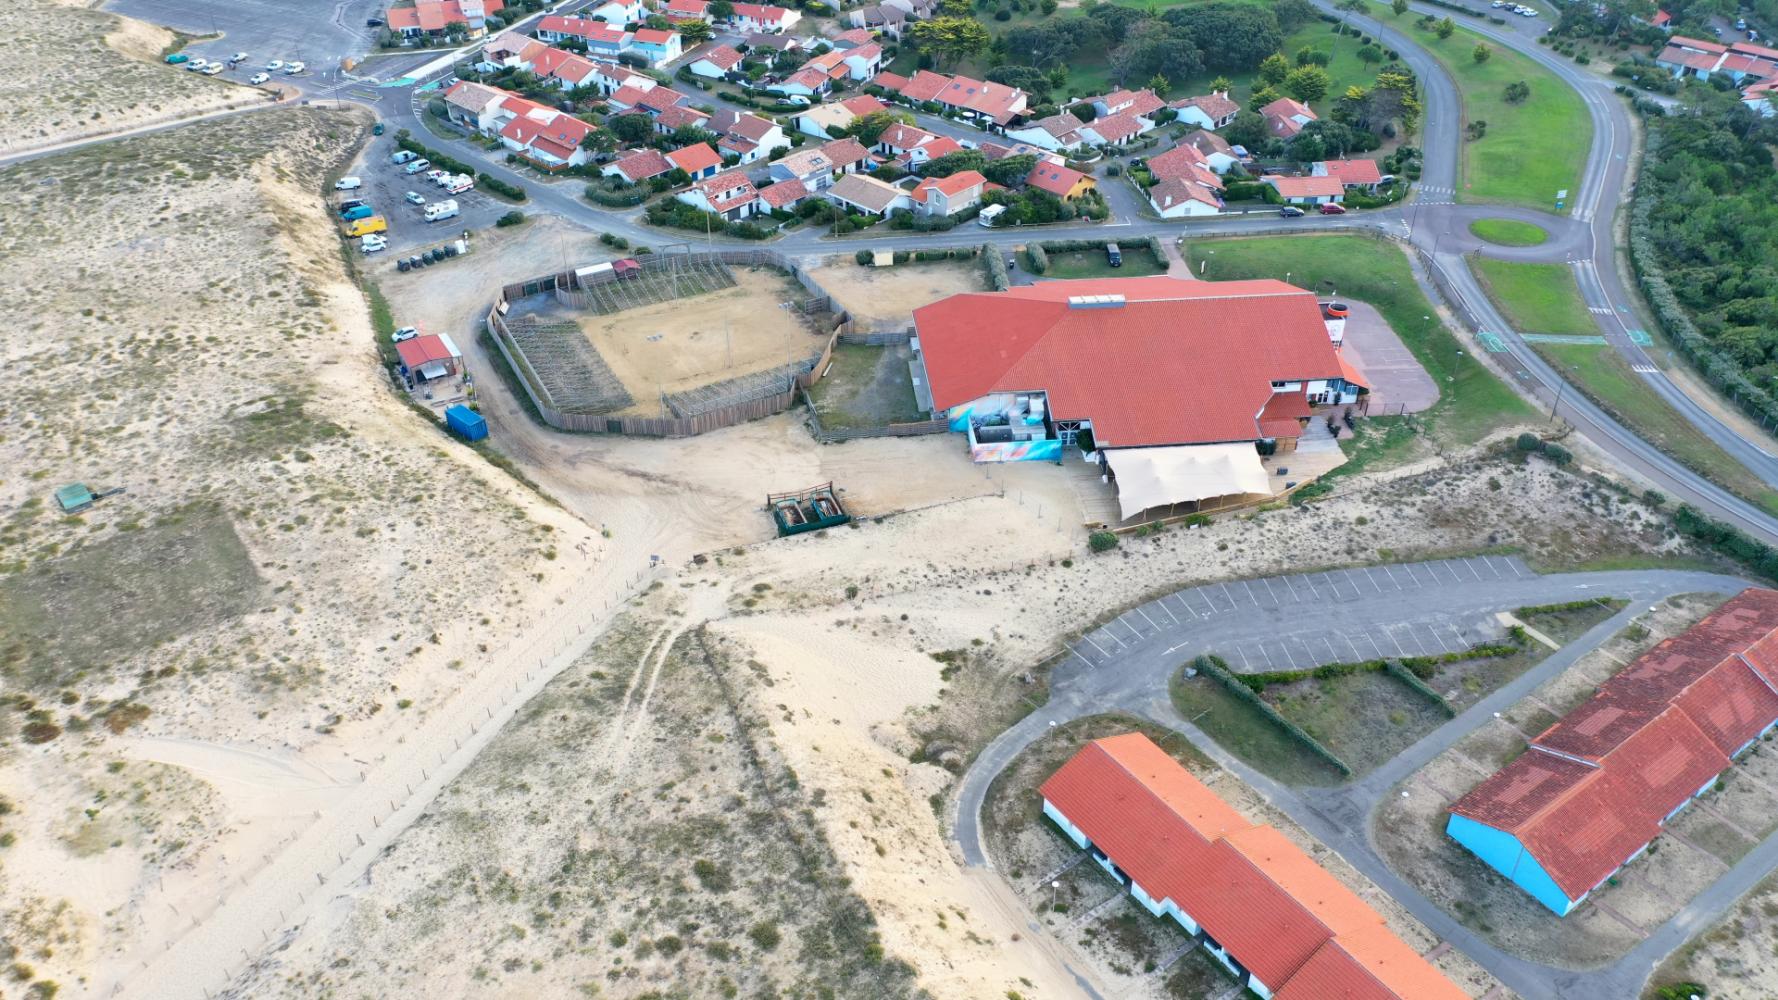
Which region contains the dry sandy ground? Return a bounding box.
[0,0,263,155]
[1650,866,1778,999]
[0,107,600,998]
[803,252,987,331]
[1371,595,1778,973]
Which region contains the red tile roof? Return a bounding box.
[636,85,687,111]
[689,169,757,211]
[1041,735,1467,1000]
[1096,87,1166,117]
[1318,159,1383,186]
[820,136,871,168]
[1452,588,1778,900]
[1148,143,1211,182]
[757,178,809,207]
[879,122,939,151]
[538,14,627,42]
[916,277,1347,447]
[871,70,911,92]
[899,69,952,102]
[1087,112,1142,143]
[654,104,710,129]
[698,43,744,69]
[667,141,722,174]
[1173,91,1239,121]
[839,94,888,116]
[1258,390,1312,439]
[912,169,984,203]
[1025,162,1090,198]
[611,147,671,180]
[634,27,677,43]
[1185,128,1234,157]
[1266,175,1345,200]
[396,334,458,368]
[1149,177,1220,214]
[1260,96,1316,120]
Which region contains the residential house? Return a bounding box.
[724,2,801,33]
[1311,158,1384,191]
[1090,87,1165,121]
[661,0,709,21]
[1079,112,1144,148]
[793,93,888,137]
[688,43,744,79]
[1259,96,1316,139]
[584,0,646,23]
[1039,734,1468,1000]
[396,334,465,383]
[442,80,513,132]
[745,31,801,53]
[531,47,603,90]
[915,278,1366,503]
[1145,143,1223,218]
[1656,35,1778,81]
[830,27,876,48]
[772,52,846,99]
[821,136,873,174]
[1650,8,1673,28]
[978,139,1064,165]
[874,70,1026,127]
[602,147,672,183]
[825,173,912,216]
[846,4,907,36]
[770,146,841,190]
[482,31,547,69]
[654,104,711,133]
[630,27,683,66]
[1743,79,1778,115]
[498,97,597,169]
[1449,589,1778,916]
[607,83,684,115]
[1181,129,1242,174]
[678,169,760,219]
[875,122,956,166]
[707,109,791,162]
[586,59,656,95]
[1025,162,1094,201]
[756,178,811,213]
[666,142,723,179]
[883,0,939,20]
[1171,91,1239,130]
[911,169,985,216]
[386,0,503,39]
[1263,175,1344,204]
[840,43,884,80]
[1006,112,1087,152]
[535,15,632,59]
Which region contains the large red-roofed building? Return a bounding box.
[1449,588,1778,915]
[1043,734,1470,1000]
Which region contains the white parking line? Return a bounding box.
[1098,626,1126,650]
[1362,568,1385,594]
[1481,557,1504,580]
[1071,648,1097,669]
[1381,564,1404,590]
[1194,590,1217,616]
[1219,583,1242,610]
[1281,574,1305,600]
[1448,623,1470,651]
[1463,558,1485,582]
[1340,633,1364,660]
[1170,593,1199,620]
[1295,636,1318,666]
[1241,580,1261,606]
[1081,633,1109,656]
[1381,627,1408,657]
[1326,572,1354,599]
[1136,606,1160,630]
[1115,613,1143,642]
[1235,646,1252,669]
[1259,576,1281,603]
[1322,636,1341,660]
[1405,626,1430,655]
[1422,626,1451,654]
[1368,631,1393,658]
[1154,600,1178,626]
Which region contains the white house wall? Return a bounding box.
[1041,799,1089,848]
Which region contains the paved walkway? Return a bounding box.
[1158,236,1192,278]
[1339,300,1440,416]
[953,561,1759,1000]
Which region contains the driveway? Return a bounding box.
[953,559,1761,1000]
[1339,300,1441,415]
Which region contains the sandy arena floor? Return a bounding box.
[804,253,987,331]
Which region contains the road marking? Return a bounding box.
[1070,648,1097,669]
[1326,571,1354,599]
[1081,633,1109,657]
[1281,574,1305,600]
[1194,590,1218,616]
[1321,636,1341,661]
[1235,646,1253,669]
[1481,557,1503,580]
[1136,606,1160,631]
[1170,593,1199,620]
[1381,564,1404,590]
[1367,631,1392,658]
[1259,577,1281,603]
[1449,623,1471,651]
[1632,363,1658,374]
[1463,558,1485,582]
[1362,567,1385,594]
[1218,583,1240,611]
[1155,599,1178,627]
[1115,613,1143,642]
[1242,579,1261,606]
[1406,626,1431,655]
[1296,636,1319,666]
[1098,626,1126,650]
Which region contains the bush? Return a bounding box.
[1542,442,1573,466]
[1087,530,1118,552]
[1515,432,1542,452]
[982,243,1010,290]
[1025,242,1050,274]
[496,210,527,227]
[585,181,646,207]
[477,173,528,201]
[855,248,873,265]
[392,131,477,177]
[1191,655,1352,776]
[748,921,782,950]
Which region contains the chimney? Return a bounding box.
[1321,301,1348,350]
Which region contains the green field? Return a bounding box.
[1391,12,1591,210]
[1186,234,1534,446]
[1170,671,1347,786]
[1535,342,1778,515]
[1044,246,1166,279]
[1468,218,1548,246]
[1470,257,1596,336]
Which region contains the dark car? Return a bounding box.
[1279,205,1305,217]
[367,16,385,26]
[1318,202,1347,215]
[372,122,385,135]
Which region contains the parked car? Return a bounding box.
[338,198,367,213]
[391,325,419,342]
[1318,202,1347,215]
[392,150,419,165]
[335,176,362,190]
[202,63,224,75]
[425,169,450,185]
[362,234,389,254]
[249,72,270,84]
[185,59,207,71]
[165,52,189,64]
[230,51,249,63]
[1279,205,1305,217]
[266,59,284,70]
[373,122,385,135]
[405,190,426,205]
[1105,243,1122,267]
[404,159,431,174]
[285,61,306,74]
[366,16,385,25]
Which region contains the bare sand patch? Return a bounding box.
[808,253,987,330]
[0,0,261,155]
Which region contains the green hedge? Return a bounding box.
[1192,655,1352,777]
[393,130,476,177]
[585,182,647,207]
[1672,503,1778,584]
[478,172,527,202]
[1516,599,1613,617]
[1025,242,1049,274]
[982,243,1010,291]
[1385,660,1457,717]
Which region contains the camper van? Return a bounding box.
[345,216,388,238]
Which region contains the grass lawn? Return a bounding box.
[1263,671,1448,777]
[1468,218,1548,246]
[806,343,922,429]
[1387,11,1591,210]
[1170,670,1347,786]
[1534,342,1778,516]
[1186,234,1535,446]
[1044,246,1166,279]
[1469,257,1597,336]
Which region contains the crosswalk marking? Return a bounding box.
[1588,306,1614,315]
[1631,364,1658,374]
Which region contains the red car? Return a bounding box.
[1318,202,1347,215]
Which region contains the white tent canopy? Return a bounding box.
[1104,444,1271,521]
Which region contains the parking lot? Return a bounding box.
[108,0,384,73]
[1069,555,1546,675]
[341,133,512,257]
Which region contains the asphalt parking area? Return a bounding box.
[1070,555,1537,671]
[342,135,509,255]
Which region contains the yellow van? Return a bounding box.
[345,216,387,238]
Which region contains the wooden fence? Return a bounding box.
[838,328,913,346]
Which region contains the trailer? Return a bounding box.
[767,482,849,537]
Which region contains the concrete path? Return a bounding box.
[1340,300,1440,415]
[953,560,1761,1000]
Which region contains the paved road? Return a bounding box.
[953,560,1758,1000]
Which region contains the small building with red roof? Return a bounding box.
[1263,174,1345,205]
[1449,588,1778,915]
[677,169,759,220]
[666,141,722,179]
[1312,158,1384,190]
[1043,734,1470,1000]
[1260,96,1317,139]
[386,0,504,38]
[914,276,1363,511]
[1025,161,1095,201]
[910,169,985,217]
[688,43,744,79]
[395,333,464,383]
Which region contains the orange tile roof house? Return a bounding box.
[1025,162,1095,200]
[677,169,759,220]
[1263,174,1345,204]
[1260,96,1317,139]
[1172,90,1240,130]
[1449,588,1778,916]
[1313,158,1384,188]
[386,0,503,37]
[1043,734,1470,1000]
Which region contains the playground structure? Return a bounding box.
[768,483,850,537]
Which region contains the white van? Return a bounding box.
[285,61,306,74]
[392,150,419,165]
[334,176,362,190]
[978,204,1007,228]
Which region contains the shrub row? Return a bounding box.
[1384,660,1457,718]
[393,131,477,177]
[1672,504,1778,584]
[1236,658,1383,693]
[1192,655,1352,777]
[584,182,647,207]
[852,247,976,265]
[1025,242,1050,274]
[1514,432,1573,466]
[478,172,527,202]
[1397,641,1520,677]
[1516,599,1610,617]
[1629,131,1778,433]
[983,243,1010,290]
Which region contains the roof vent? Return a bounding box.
[1068,294,1126,310]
